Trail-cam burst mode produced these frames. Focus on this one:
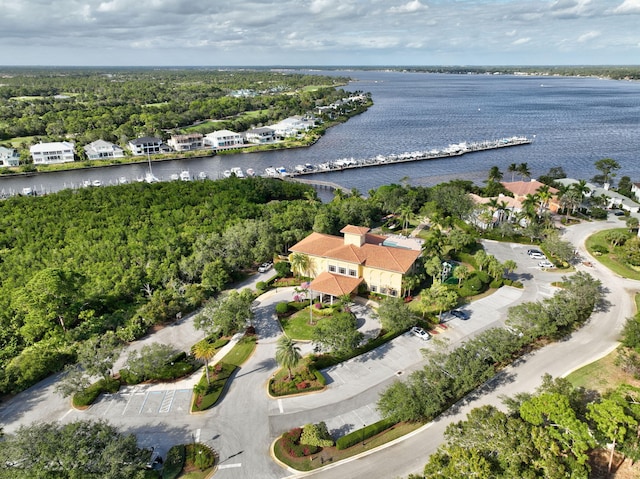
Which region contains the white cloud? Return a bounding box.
[388,1,427,14]
[612,0,640,14]
[577,31,600,42]
[512,37,531,45]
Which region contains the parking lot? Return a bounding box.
[87,384,193,418]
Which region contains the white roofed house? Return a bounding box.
[245,127,275,144]
[30,141,75,164]
[269,115,317,139]
[83,140,125,160]
[203,130,244,149]
[167,133,204,152]
[127,136,164,156]
[0,146,20,167]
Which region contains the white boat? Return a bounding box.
[91,180,103,187]
[145,172,160,183]
[265,167,277,177]
[198,171,207,180]
[276,166,289,176]
[295,164,306,173]
[223,170,232,178]
[230,167,244,178]
[245,168,255,177]
[180,170,191,181]
[21,187,33,196]
[170,173,180,181]
[82,180,91,188]
[119,176,128,185]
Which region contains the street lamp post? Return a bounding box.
[362,424,366,447]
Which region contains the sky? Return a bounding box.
[0,0,639,66]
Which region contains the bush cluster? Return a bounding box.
[162,444,186,479]
[280,428,319,458]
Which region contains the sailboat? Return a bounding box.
[144,151,160,183]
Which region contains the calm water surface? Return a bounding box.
[2,71,639,196]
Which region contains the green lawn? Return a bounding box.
[222,335,257,367]
[279,309,323,340]
[585,228,640,280]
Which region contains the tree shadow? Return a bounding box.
[235,358,275,378]
[330,422,354,438]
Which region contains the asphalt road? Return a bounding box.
[0,215,635,479]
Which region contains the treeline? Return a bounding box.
[0,68,351,145]
[414,376,640,479]
[377,271,604,435]
[370,65,640,80]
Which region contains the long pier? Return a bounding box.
[265,136,533,178]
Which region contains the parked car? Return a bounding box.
[258,262,273,273]
[538,260,555,269]
[450,309,470,320]
[613,209,626,216]
[528,249,546,259]
[410,326,431,341]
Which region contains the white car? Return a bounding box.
[410,326,431,341]
[527,249,546,259]
[258,262,273,273]
[538,260,555,269]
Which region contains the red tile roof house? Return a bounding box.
[501,180,560,213]
[288,225,421,303]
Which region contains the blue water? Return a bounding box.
[2,71,639,196]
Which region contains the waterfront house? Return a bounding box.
[128,136,164,156]
[288,225,421,301]
[245,127,276,144]
[203,130,244,149]
[0,146,20,167]
[30,141,75,164]
[556,178,640,213]
[269,115,317,139]
[167,133,204,152]
[501,180,560,213]
[468,193,521,229]
[83,140,125,160]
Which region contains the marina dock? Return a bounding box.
[264,136,533,178]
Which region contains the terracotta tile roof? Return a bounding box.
[341,225,370,235]
[501,180,558,197]
[289,230,421,274]
[310,272,363,297]
[469,193,523,210]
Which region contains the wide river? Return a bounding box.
[2,70,639,197]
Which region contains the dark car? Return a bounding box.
[450,309,470,320]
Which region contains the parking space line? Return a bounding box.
[159,389,175,413]
[121,388,136,415]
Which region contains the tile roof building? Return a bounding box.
[501,180,560,213]
[289,225,421,299]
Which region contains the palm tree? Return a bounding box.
[517,162,531,181]
[507,163,518,182]
[452,264,470,288]
[487,166,503,183]
[536,185,552,214]
[193,340,217,386]
[276,336,301,381]
[521,193,539,221]
[290,252,311,279]
[399,206,413,235]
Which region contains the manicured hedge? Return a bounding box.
[72,376,121,408]
[336,418,397,450]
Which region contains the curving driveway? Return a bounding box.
[1,215,636,479]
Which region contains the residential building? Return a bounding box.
[203,130,244,148]
[468,193,521,229]
[556,178,640,213]
[83,140,125,160]
[167,133,204,152]
[30,141,75,164]
[269,115,317,139]
[245,127,275,144]
[0,146,20,167]
[127,137,164,156]
[288,225,421,301]
[501,180,561,213]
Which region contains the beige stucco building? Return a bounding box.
[288,225,421,299]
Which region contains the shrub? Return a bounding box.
[591,244,609,255]
[280,427,319,457]
[185,443,216,470]
[163,445,186,479]
[301,422,334,447]
[276,302,290,315]
[256,281,267,291]
[312,368,326,385]
[490,279,503,289]
[336,418,397,450]
[73,376,121,407]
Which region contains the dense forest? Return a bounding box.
[0,69,351,147]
